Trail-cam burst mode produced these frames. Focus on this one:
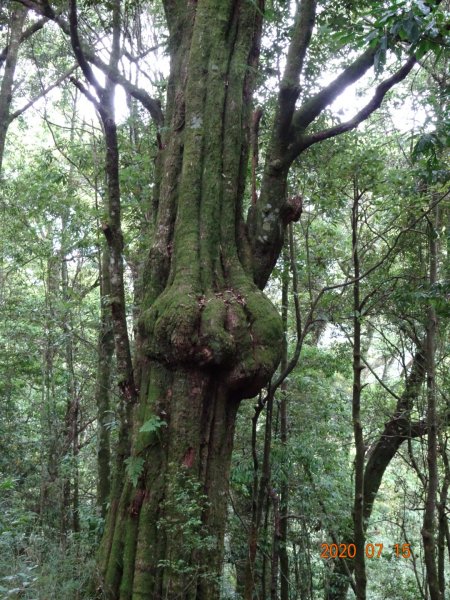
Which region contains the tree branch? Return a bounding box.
[299,56,417,152]
[277,0,317,134]
[0,16,48,68]
[292,46,376,132]
[68,0,103,97]
[249,36,379,287]
[70,76,100,110]
[9,65,78,121]
[12,0,164,126]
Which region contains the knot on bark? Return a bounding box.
[280,195,302,225]
[139,281,283,398]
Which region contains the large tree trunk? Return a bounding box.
[98,2,283,598]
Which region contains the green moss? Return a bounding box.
[104,482,133,595]
[198,297,235,363]
[139,269,282,402]
[119,514,139,599]
[134,368,170,455]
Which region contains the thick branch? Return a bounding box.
[277,0,317,134]
[68,0,102,96]
[364,349,426,521]
[249,45,376,287]
[292,46,376,132]
[298,56,417,152]
[0,5,27,173]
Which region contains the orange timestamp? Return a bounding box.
[320,543,411,559]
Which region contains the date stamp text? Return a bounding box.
[320,543,411,559]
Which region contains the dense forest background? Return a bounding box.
[0,0,449,598]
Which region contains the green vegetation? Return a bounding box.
[0,0,449,598]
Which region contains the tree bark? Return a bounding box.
[97,2,283,598]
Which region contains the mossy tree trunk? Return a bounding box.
[74,0,424,596]
[98,2,283,598]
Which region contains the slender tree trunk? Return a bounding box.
[279,243,290,600]
[0,5,27,174]
[325,347,426,600]
[244,389,275,600]
[437,438,449,598]
[60,96,81,536]
[95,243,114,517]
[61,246,79,535]
[421,202,441,600]
[68,0,139,567]
[270,488,281,600]
[261,493,271,600]
[72,395,80,532]
[39,255,60,527]
[351,184,366,600]
[91,121,115,518]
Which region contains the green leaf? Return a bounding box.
[124,456,145,487]
[139,415,167,434]
[0,478,16,491]
[403,16,420,43]
[374,39,387,75]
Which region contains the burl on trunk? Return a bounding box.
[98,2,283,598]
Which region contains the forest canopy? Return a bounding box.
[0,0,449,599]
